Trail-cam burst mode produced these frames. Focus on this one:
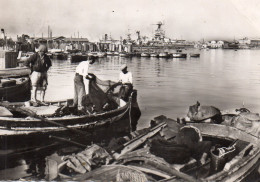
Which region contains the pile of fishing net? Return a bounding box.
[87,73,120,112]
[61,144,112,174]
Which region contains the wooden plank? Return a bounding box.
[113,122,167,159]
[188,123,260,147]
[116,148,201,182]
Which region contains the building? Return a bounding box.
[249,39,260,48]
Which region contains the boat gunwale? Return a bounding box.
[0,101,130,123]
[0,77,30,90]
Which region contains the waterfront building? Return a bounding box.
[249,38,260,48]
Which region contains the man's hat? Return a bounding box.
[120,64,127,70]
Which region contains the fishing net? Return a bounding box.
[150,138,191,164]
[86,73,121,112]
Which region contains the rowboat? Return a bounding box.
[0,67,31,78]
[119,52,131,57]
[172,53,187,58]
[0,76,31,102]
[68,54,88,63]
[52,52,68,60]
[159,52,169,58]
[150,53,159,57]
[0,74,141,151]
[114,52,120,56]
[140,53,150,57]
[55,114,260,181]
[190,53,200,58]
[106,52,115,56]
[96,52,107,58]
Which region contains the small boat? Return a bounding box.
[140,53,150,57]
[119,52,131,57]
[159,52,169,58]
[87,52,97,57]
[0,74,141,151]
[52,52,68,60]
[114,52,120,56]
[96,52,107,58]
[106,52,115,56]
[133,53,141,57]
[0,67,31,78]
[190,53,200,58]
[0,77,31,102]
[172,53,187,58]
[68,54,88,63]
[55,114,260,182]
[150,53,159,57]
[66,49,81,54]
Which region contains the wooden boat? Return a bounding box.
[133,52,141,57]
[0,67,31,78]
[87,52,97,57]
[150,53,159,57]
[140,53,150,57]
[190,53,200,58]
[172,53,187,58]
[68,54,88,63]
[55,114,260,182]
[0,77,31,102]
[114,52,120,56]
[0,74,141,151]
[159,52,169,58]
[106,52,115,56]
[52,52,68,60]
[96,52,107,58]
[119,52,131,57]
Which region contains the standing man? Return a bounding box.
[73,56,96,111]
[119,64,133,102]
[24,44,52,103]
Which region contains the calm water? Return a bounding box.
[46,49,260,129]
[1,48,260,180]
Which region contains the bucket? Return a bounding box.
[210,145,236,172]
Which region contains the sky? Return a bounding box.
[1,0,260,41]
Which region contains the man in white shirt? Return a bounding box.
[119,64,133,102]
[73,57,95,111]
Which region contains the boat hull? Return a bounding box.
[0,67,31,77]
[0,77,31,102]
[0,91,141,150]
[172,53,187,58]
[190,54,200,58]
[68,54,88,63]
[140,53,150,57]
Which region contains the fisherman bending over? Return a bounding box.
[119,64,133,102]
[73,56,96,112]
[24,44,52,102]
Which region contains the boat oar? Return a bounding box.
[49,135,87,148]
[0,104,90,137]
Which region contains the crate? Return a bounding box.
[0,51,18,69]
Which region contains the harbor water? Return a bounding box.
[1,48,260,180]
[46,49,260,129]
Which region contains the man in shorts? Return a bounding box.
[25,44,52,102]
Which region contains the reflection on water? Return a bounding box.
[1,49,260,180]
[47,49,260,129]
